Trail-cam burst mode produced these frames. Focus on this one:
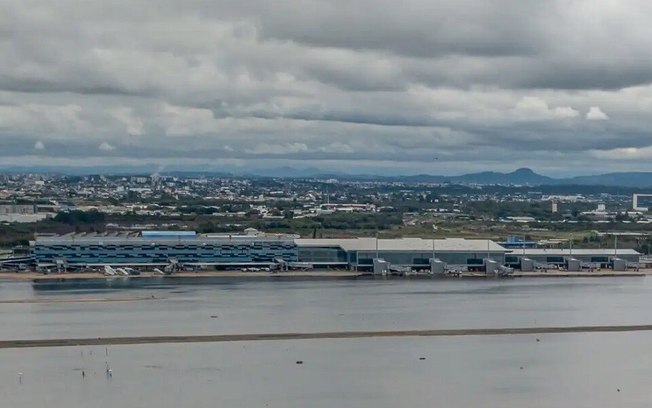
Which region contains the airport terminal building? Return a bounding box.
[31,231,299,268]
[28,230,642,272]
[30,231,508,271]
[504,248,641,269]
[296,238,507,270]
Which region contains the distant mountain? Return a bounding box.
[3,164,652,188]
[364,168,554,185]
[451,168,556,185]
[394,169,652,188]
[337,168,652,188]
[564,172,652,188]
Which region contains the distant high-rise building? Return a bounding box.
[551,201,558,213]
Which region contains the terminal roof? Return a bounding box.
[295,238,507,253]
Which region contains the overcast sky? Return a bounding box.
[2,0,652,176]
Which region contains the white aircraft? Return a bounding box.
[103,266,117,276]
[116,268,130,276]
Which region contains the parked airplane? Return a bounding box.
[103,266,117,276]
[116,268,130,276]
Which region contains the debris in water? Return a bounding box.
[296,361,303,365]
[419,357,426,360]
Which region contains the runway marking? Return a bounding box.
[1,324,651,349]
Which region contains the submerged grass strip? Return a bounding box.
[2,325,652,349]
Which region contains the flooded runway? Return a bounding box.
[2,277,652,407]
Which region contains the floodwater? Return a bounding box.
[2,276,652,407]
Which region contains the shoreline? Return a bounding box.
[0,269,650,282]
[0,270,365,282]
[0,296,158,304]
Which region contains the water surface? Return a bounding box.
[1,277,651,407]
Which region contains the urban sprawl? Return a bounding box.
[1,173,651,276]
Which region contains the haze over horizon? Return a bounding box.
[3,1,652,176]
[0,164,643,180]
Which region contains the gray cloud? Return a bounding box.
[2,0,652,175]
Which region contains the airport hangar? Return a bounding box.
[29,231,641,272]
